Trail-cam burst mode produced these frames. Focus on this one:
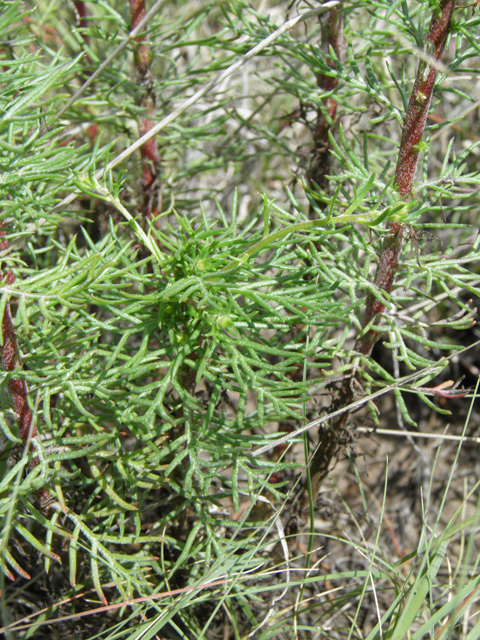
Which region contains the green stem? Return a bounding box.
[221,206,403,272]
[74,176,165,263]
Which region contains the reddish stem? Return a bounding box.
[355,223,404,355]
[139,100,161,188]
[2,294,34,443]
[395,0,456,198]
[130,0,160,215]
[294,0,457,518]
[131,0,150,75]
[0,240,51,507]
[308,6,344,195]
[74,2,91,64]
[74,1,88,36]
[356,0,456,357]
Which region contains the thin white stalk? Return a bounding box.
[356,426,480,444]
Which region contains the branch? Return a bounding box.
[295,0,457,518]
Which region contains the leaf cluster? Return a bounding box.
[0,0,480,637]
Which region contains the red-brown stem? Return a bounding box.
[74,2,91,64]
[356,0,456,357]
[130,0,160,216]
[394,0,456,198]
[283,11,344,473]
[72,1,99,138]
[74,2,88,38]
[308,6,344,196]
[139,99,160,190]
[131,0,150,76]
[292,0,457,519]
[0,238,51,507]
[2,296,34,443]
[355,223,404,355]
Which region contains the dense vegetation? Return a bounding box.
[1,0,480,638]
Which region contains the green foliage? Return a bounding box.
[0,0,479,637]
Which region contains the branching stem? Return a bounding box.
[297,0,457,518]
